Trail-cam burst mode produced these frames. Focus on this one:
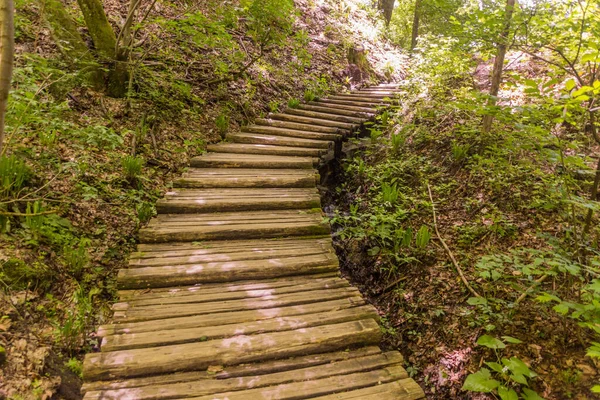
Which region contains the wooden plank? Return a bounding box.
[267,113,356,129]
[174,168,319,189]
[117,277,347,307]
[112,287,359,322]
[228,132,333,149]
[189,153,316,169]
[242,125,342,141]
[283,108,365,124]
[312,379,425,400]
[316,99,380,108]
[101,305,378,351]
[308,101,377,113]
[117,252,339,289]
[97,297,366,337]
[83,319,383,381]
[185,365,407,400]
[117,275,347,306]
[156,188,321,213]
[139,210,330,243]
[130,238,334,266]
[81,347,383,393]
[133,237,333,258]
[327,95,386,104]
[207,143,324,157]
[117,273,339,301]
[297,104,374,118]
[83,352,402,400]
[253,119,344,134]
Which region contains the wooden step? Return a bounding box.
[268,113,356,130]
[156,188,321,214]
[254,118,344,134]
[117,251,340,290]
[84,351,405,400]
[318,98,381,108]
[83,319,382,381]
[313,379,424,400]
[350,91,397,98]
[308,101,377,113]
[283,108,365,124]
[139,209,330,243]
[174,168,319,189]
[243,125,342,141]
[328,95,386,104]
[130,237,334,267]
[297,104,374,118]
[97,297,366,337]
[207,143,325,157]
[81,347,384,395]
[189,153,316,169]
[102,305,377,351]
[228,132,333,150]
[184,365,408,400]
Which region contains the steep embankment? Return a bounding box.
[0,0,403,397]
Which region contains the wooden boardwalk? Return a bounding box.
[81,84,425,399]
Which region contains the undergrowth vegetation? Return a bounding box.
[0,0,403,397]
[328,1,600,398]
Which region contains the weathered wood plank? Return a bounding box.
[228,132,333,149]
[118,252,339,289]
[317,98,381,108]
[327,95,386,104]
[112,286,359,322]
[282,108,365,123]
[156,188,321,213]
[297,104,374,118]
[81,347,383,393]
[102,305,378,351]
[268,113,356,129]
[139,210,330,243]
[312,379,425,400]
[83,319,382,381]
[308,101,377,113]
[174,168,319,189]
[189,153,316,169]
[253,119,344,134]
[83,352,402,399]
[207,143,325,157]
[118,277,347,305]
[97,297,366,337]
[185,365,407,400]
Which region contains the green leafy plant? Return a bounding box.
[463,335,543,399]
[122,156,144,181]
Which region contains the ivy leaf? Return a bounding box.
[565,79,576,91]
[462,368,500,392]
[477,335,506,349]
[509,373,528,385]
[498,386,519,400]
[502,357,537,378]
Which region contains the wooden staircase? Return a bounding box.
[81,84,425,399]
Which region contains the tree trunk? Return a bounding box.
[0,0,14,155]
[42,0,103,88]
[377,0,395,25]
[76,0,116,60]
[410,0,420,52]
[482,0,516,133]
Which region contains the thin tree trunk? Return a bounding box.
[482,0,516,133]
[42,0,103,88]
[410,0,420,51]
[0,0,14,155]
[76,0,116,60]
[378,0,395,25]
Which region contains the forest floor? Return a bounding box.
[325,52,600,400]
[0,1,404,398]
